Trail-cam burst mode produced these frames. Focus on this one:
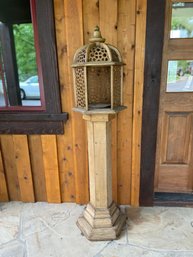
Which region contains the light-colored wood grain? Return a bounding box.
[56,134,76,202]
[83,0,99,43]
[77,202,126,241]
[99,0,118,45]
[85,114,113,208]
[28,135,47,202]
[0,135,21,201]
[99,0,118,202]
[117,0,136,204]
[13,135,35,202]
[78,114,126,240]
[41,135,61,203]
[131,0,147,206]
[54,0,76,202]
[0,144,9,201]
[86,119,96,205]
[65,0,89,204]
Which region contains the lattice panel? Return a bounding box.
[88,46,109,62]
[75,48,86,63]
[74,67,86,108]
[113,66,121,106]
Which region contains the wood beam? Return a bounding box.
[140,0,166,206]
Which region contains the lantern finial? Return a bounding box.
[89,26,105,43]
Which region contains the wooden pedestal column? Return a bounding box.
[77,113,126,241]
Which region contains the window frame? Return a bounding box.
[0,0,68,134]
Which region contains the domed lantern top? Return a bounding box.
[72,26,125,114]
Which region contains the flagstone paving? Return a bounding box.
[0,202,193,257]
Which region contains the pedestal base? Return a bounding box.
[77,202,126,241]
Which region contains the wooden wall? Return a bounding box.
[0,0,146,206]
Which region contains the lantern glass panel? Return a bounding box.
[87,66,111,109]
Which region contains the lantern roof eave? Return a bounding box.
[73,106,127,115]
[71,62,125,68]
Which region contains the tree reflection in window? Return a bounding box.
[13,24,37,82]
[171,2,193,38]
[167,60,193,92]
[0,42,7,107]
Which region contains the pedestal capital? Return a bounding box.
[83,113,116,122]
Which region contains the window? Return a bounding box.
[170,2,193,38]
[0,0,67,134]
[167,60,193,92]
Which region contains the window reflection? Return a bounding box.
[13,23,40,105]
[171,2,193,38]
[0,47,6,107]
[0,80,6,107]
[167,60,193,92]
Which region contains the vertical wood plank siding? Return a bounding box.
[55,0,76,202]
[131,0,147,206]
[117,0,136,204]
[64,0,89,204]
[99,0,118,202]
[12,135,35,202]
[0,0,147,206]
[0,143,8,201]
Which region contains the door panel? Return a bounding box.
[155,0,193,194]
[162,113,191,164]
[155,112,193,192]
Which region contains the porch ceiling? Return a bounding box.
[0,0,31,24]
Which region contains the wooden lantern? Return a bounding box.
[72,26,125,114]
[72,26,126,241]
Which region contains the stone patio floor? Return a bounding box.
[0,202,193,257]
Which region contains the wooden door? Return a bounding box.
[154,1,193,193]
